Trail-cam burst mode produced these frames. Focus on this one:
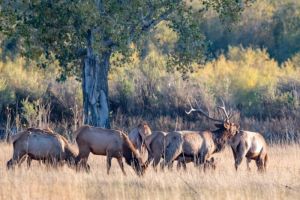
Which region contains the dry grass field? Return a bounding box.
[0,143,299,200]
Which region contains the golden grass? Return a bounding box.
[0,143,299,200]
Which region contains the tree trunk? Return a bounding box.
[82,30,111,128]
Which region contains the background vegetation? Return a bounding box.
[0,0,299,143]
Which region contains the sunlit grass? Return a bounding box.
[0,143,299,200]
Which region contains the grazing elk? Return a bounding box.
[74,125,146,176]
[7,128,76,169]
[128,121,152,164]
[162,99,239,170]
[229,130,268,172]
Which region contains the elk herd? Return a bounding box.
[6,100,268,176]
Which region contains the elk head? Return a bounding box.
[186,98,239,151]
[138,121,152,141]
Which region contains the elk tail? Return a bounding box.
[121,132,142,162]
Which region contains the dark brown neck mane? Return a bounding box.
[212,127,230,153]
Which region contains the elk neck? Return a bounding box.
[212,127,229,153]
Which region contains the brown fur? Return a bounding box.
[163,122,239,170]
[144,131,219,171]
[143,131,167,171]
[7,128,76,169]
[229,130,268,172]
[75,125,145,176]
[128,122,152,164]
[137,121,152,140]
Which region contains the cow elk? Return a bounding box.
[128,121,152,164]
[74,124,147,176]
[229,130,268,172]
[7,128,76,169]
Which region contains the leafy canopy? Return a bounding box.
[0,0,248,79]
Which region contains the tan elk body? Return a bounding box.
[74,124,150,175]
[229,130,268,171]
[7,128,76,169]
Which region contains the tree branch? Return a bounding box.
[128,6,176,45]
[141,8,174,32]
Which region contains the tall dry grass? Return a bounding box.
[0,143,299,200]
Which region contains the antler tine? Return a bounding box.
[185,98,223,123]
[229,108,237,120]
[185,99,196,115]
[217,98,229,120]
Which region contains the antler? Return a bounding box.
[185,99,224,123]
[217,98,229,121]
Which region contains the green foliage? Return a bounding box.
[21,98,38,127]
[0,57,82,126]
[0,0,246,79]
[192,46,300,119]
[0,58,48,99]
[110,45,300,121]
[0,42,299,141]
[200,0,300,63]
[0,78,15,109]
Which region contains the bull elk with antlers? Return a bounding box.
[162,99,239,170]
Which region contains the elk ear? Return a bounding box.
[224,122,230,130]
[214,123,223,128]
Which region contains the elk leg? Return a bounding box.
[235,142,247,171]
[76,157,90,172]
[146,154,154,167]
[167,161,174,171]
[231,146,237,161]
[75,147,90,172]
[45,157,56,169]
[7,151,26,170]
[256,158,264,172]
[194,154,198,167]
[160,161,165,171]
[117,156,126,176]
[210,157,216,170]
[176,160,182,171]
[52,158,60,169]
[177,159,188,171]
[26,157,32,168]
[203,159,211,172]
[259,149,268,172]
[106,154,112,175]
[7,159,15,170]
[199,149,208,166]
[181,161,187,171]
[152,155,161,172]
[17,155,27,167]
[256,152,267,172]
[246,158,251,171]
[204,157,216,172]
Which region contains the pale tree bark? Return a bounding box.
[81,5,174,128]
[82,30,111,128]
